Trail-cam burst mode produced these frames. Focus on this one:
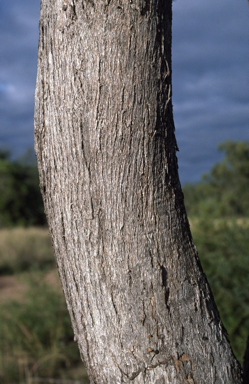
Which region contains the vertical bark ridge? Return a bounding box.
[35,0,242,382]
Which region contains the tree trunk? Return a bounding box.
[34,0,243,382]
[244,337,249,384]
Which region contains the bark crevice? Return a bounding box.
[34,0,243,382]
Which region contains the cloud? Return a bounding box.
[172,0,249,182]
[0,0,248,183]
[0,0,40,155]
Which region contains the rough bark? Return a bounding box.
[34,0,243,382]
[244,337,249,384]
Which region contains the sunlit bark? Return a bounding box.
[34,0,243,382]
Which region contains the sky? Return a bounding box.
[0,0,248,184]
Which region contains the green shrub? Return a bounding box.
[0,273,89,383]
[0,149,46,228]
[190,218,249,364]
[183,141,249,218]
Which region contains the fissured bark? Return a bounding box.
[34,0,243,382]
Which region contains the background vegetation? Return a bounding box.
[183,141,249,363]
[0,141,248,383]
[0,149,46,227]
[184,141,249,218]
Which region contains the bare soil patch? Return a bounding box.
[0,269,61,303]
[0,275,27,303]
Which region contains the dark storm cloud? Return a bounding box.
[172,0,249,182]
[0,0,248,182]
[0,0,40,155]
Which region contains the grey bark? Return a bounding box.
[244,337,249,384]
[34,0,243,383]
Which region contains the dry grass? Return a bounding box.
[0,227,89,383]
[0,227,55,274]
[0,275,27,303]
[0,271,89,383]
[0,270,61,304]
[189,216,249,230]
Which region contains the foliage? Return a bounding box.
[183,141,249,364]
[0,148,46,227]
[183,141,249,217]
[190,218,249,364]
[0,227,55,275]
[0,273,89,384]
[0,140,248,378]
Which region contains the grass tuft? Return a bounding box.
[0,272,89,384]
[0,228,55,275]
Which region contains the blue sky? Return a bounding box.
[0,0,248,183]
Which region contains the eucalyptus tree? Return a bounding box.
[34,0,243,382]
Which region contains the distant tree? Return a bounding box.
[183,141,249,217]
[34,1,243,382]
[0,148,46,227]
[0,148,11,161]
[190,217,249,365]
